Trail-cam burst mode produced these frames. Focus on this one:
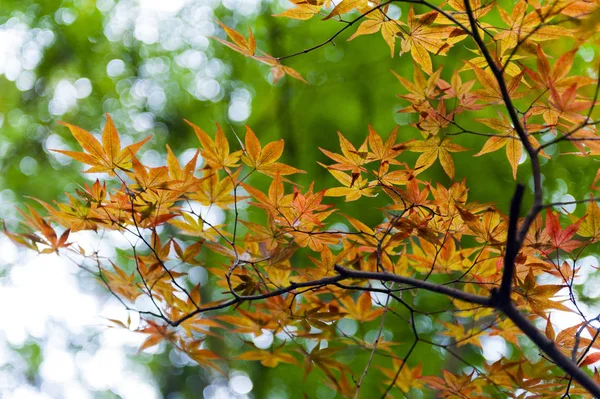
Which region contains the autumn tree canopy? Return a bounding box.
[5,0,600,397]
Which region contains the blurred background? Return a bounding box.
[1,0,599,398]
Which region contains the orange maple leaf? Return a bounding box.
[54,114,151,175]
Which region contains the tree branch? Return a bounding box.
[496,183,524,303]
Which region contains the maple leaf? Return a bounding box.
[322,168,377,201]
[495,0,572,53]
[522,46,597,91]
[12,205,71,254]
[213,22,307,84]
[406,136,469,179]
[576,198,600,242]
[323,0,367,20]
[137,321,177,353]
[437,70,480,111]
[514,268,571,317]
[394,65,443,112]
[581,352,600,367]
[543,210,583,255]
[54,114,151,175]
[470,63,525,104]
[399,8,454,74]
[421,370,484,398]
[241,126,304,176]
[172,239,204,266]
[436,0,494,29]
[303,346,350,379]
[269,62,308,84]
[367,125,406,165]
[276,1,323,20]
[413,100,454,137]
[237,346,298,367]
[338,292,384,322]
[219,308,279,335]
[183,340,223,372]
[187,121,242,170]
[319,132,370,181]
[379,361,423,393]
[441,322,484,347]
[473,114,546,179]
[101,262,143,302]
[213,21,256,57]
[189,169,241,209]
[168,211,228,241]
[463,209,508,246]
[546,82,593,125]
[348,4,401,57]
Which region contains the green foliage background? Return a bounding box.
[1,0,598,398]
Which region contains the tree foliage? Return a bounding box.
[5,0,600,397]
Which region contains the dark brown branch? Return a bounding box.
[334,265,492,306]
[496,184,524,303]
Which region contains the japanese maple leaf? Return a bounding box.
[576,197,600,242]
[33,181,107,232]
[275,0,324,20]
[522,45,597,91]
[470,62,525,104]
[137,321,177,353]
[213,21,307,83]
[241,126,304,176]
[268,62,308,84]
[367,125,406,165]
[547,82,593,124]
[165,145,201,192]
[303,346,351,380]
[238,347,298,367]
[514,268,571,317]
[320,132,369,175]
[399,8,454,74]
[55,114,151,175]
[413,100,454,137]
[189,169,241,209]
[406,136,468,179]
[323,0,367,20]
[187,121,242,170]
[348,4,401,57]
[473,113,546,179]
[102,262,143,302]
[321,168,376,201]
[213,21,256,57]
[421,370,484,398]
[338,292,384,322]
[409,237,471,273]
[394,65,443,112]
[495,0,572,53]
[241,172,294,220]
[378,361,423,393]
[241,217,287,252]
[10,205,71,253]
[290,183,335,228]
[463,210,508,246]
[543,210,583,254]
[437,70,480,111]
[219,308,279,335]
[462,46,525,78]
[382,178,431,211]
[436,0,494,28]
[183,341,222,372]
[441,322,483,347]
